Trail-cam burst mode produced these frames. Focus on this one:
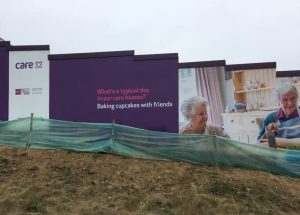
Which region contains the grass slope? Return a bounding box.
[0,147,299,215]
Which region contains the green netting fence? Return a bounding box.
[0,117,299,178]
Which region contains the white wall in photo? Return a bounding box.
[9,50,49,120]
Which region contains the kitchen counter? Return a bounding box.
[222,111,272,144]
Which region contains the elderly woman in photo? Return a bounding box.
[179,96,228,137]
[258,82,300,142]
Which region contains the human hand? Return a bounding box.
[266,122,277,132]
[181,126,196,134]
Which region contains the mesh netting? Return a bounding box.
[0,117,299,178]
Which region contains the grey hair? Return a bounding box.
[180,96,208,120]
[273,82,299,104]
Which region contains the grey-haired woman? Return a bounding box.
[258,82,300,142]
[179,96,228,137]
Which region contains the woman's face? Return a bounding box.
[279,91,298,117]
[190,104,208,128]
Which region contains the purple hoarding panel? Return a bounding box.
[0,44,9,120]
[50,53,178,132]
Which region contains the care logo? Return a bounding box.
[15,61,43,69]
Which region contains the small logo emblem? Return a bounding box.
[15,88,30,95]
[35,61,43,69]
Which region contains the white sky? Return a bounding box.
[1,0,300,70]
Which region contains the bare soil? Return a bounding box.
[0,146,299,215]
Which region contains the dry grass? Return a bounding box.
[0,146,299,215]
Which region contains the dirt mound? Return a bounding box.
[0,146,299,215]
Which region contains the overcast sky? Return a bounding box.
[1,0,300,70]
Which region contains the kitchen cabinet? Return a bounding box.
[232,67,277,109]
